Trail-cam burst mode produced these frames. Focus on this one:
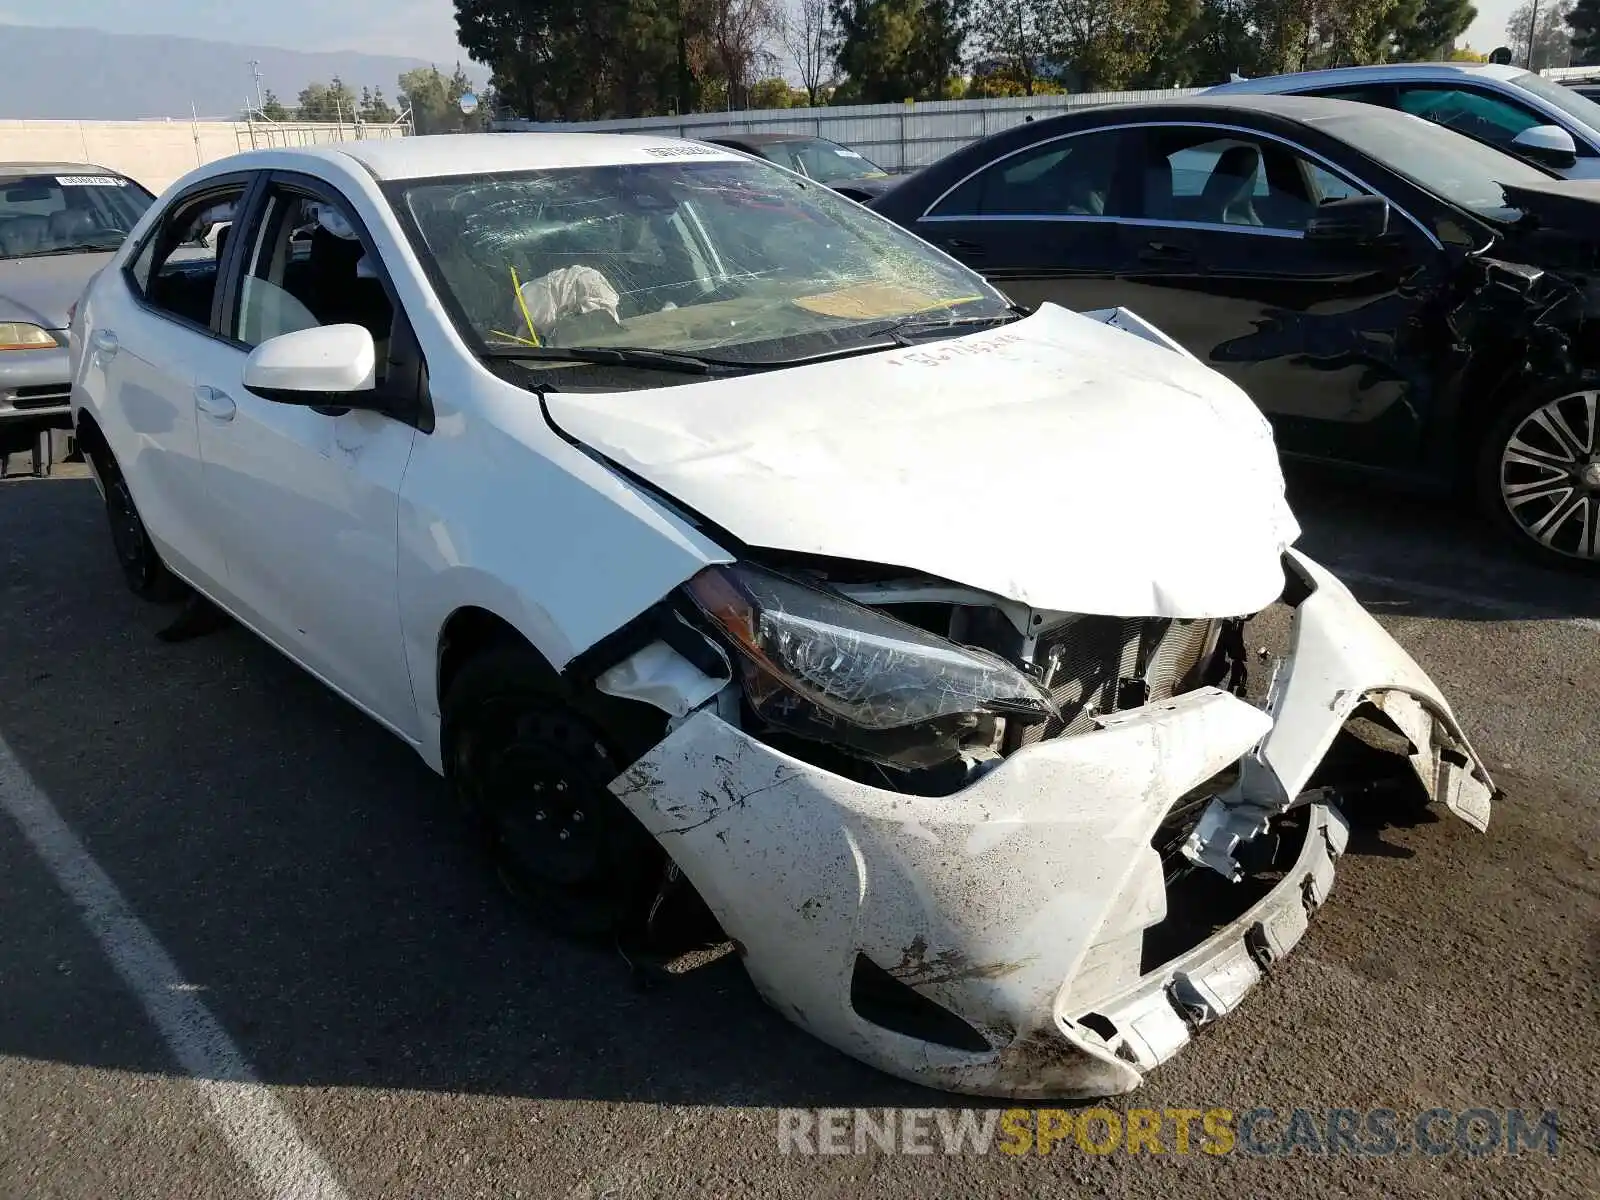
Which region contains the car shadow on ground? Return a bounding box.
[0,471,1585,1114]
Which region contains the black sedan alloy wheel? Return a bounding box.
[1496,390,1600,564]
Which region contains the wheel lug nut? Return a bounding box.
[534,810,546,821]
[558,829,570,841]
[572,810,584,823]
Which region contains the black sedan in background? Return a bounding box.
[700,133,904,202]
[871,95,1600,570]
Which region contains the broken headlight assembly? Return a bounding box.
[683,563,1058,770]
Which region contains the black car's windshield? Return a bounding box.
[1314,108,1552,222]
[394,157,1006,367]
[0,172,154,259]
[761,138,889,183]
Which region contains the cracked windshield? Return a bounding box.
[395,156,1010,369]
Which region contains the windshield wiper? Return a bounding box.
[880,309,1028,341]
[5,243,120,259]
[478,344,759,375]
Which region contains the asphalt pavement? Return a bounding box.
[0,465,1596,1199]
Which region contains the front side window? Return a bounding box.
[394,159,1008,369]
[931,130,1124,218]
[1396,86,1546,151]
[0,172,154,259]
[127,186,246,328]
[1142,130,1366,232]
[232,187,395,378]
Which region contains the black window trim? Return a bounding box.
[917,119,1443,250]
[225,168,433,434]
[120,170,264,344]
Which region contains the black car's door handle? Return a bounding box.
[941,237,987,258]
[1138,243,1195,265]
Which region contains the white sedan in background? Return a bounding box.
[68,134,1494,1097]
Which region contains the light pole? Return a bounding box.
[1526,0,1541,70]
[247,59,266,116]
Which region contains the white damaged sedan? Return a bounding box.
[69,133,1495,1098]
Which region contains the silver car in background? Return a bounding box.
[1,163,155,475]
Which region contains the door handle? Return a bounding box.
[941,237,986,258]
[92,329,119,358]
[193,385,237,422]
[1138,243,1195,266]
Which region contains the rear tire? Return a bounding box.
[1475,382,1600,573]
[92,449,188,601]
[441,645,664,939]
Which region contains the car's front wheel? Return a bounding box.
[1478,384,1600,571]
[91,448,187,601]
[441,646,665,939]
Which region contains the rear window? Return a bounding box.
[0,172,155,259]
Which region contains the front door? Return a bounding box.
[194,174,420,738]
[910,128,1136,314]
[1114,125,1448,471]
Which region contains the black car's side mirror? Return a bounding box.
[1305,195,1392,244]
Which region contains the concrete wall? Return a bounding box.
[493,88,1200,173]
[0,120,410,196]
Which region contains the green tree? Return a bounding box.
[1048,0,1178,91]
[359,85,399,124]
[296,78,359,122]
[971,0,1049,93]
[1569,0,1600,63]
[830,0,970,102]
[260,88,291,121]
[748,76,794,105]
[1387,0,1478,60]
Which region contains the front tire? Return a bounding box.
[93,449,187,601]
[1476,384,1600,572]
[441,647,664,939]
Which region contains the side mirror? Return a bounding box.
[1306,195,1391,243]
[1511,124,1578,170]
[243,324,377,405]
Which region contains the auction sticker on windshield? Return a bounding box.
[56,175,125,187]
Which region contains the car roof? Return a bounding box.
[245,132,751,183]
[1051,92,1408,125]
[0,161,121,177]
[1210,62,1532,94]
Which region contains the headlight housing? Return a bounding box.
[0,322,58,351]
[684,563,1057,769]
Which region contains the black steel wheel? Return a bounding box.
[96,451,187,601]
[442,648,663,939]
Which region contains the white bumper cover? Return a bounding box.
[609,551,1494,1097]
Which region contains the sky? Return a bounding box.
[0,1,470,65]
[0,0,1539,74]
[1466,1,1522,54]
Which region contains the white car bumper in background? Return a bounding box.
[609,551,1494,1097]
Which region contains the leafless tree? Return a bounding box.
[782,0,835,105]
[704,0,784,110]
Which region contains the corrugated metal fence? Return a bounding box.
[492,89,1201,172]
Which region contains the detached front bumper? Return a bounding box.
[610,550,1494,1098]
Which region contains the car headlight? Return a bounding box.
[0,322,58,351]
[684,563,1058,769]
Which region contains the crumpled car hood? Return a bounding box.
[542,303,1301,618]
[0,251,115,329]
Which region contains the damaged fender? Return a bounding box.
[1184,550,1495,880]
[612,687,1271,1098]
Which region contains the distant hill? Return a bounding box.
[0,24,486,120]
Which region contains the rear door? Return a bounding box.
[81,175,255,592]
[908,127,1136,312]
[1115,123,1450,470]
